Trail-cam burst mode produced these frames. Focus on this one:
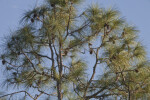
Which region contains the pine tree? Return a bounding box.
[1,0,150,100]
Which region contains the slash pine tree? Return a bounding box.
[1,0,150,100]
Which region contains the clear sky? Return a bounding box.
[0,0,150,99]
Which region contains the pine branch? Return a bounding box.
[64,4,72,40]
[21,51,37,72]
[0,91,34,100]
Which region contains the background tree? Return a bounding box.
[1,0,150,100]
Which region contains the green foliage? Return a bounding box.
[0,0,150,100]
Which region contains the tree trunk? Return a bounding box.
[57,40,63,100]
[57,82,62,100]
[128,91,131,100]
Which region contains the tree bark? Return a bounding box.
[57,38,63,100]
[57,82,62,100]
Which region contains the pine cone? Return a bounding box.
[2,60,6,65]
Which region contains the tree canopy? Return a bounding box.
[1,0,150,100]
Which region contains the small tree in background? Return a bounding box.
[1,0,150,100]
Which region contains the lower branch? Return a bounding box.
[0,91,34,100]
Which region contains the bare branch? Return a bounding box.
[0,91,34,100]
